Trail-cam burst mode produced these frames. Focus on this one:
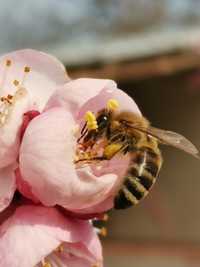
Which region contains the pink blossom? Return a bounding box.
[19,78,141,217]
[0,49,69,212]
[0,205,102,267]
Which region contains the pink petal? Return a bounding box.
[0,49,69,168]
[0,49,69,111]
[19,107,122,210]
[0,166,16,213]
[0,205,102,267]
[45,78,141,119]
[0,88,31,168]
[45,78,117,117]
[15,168,40,204]
[78,86,142,120]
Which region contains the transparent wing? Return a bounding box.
[142,126,199,158]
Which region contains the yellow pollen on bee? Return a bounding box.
[107,98,119,111]
[85,111,98,130]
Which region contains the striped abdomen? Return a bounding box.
[114,146,162,209]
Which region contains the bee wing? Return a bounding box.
[144,126,199,158]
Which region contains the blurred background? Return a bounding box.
[1,1,200,266]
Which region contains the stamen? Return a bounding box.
[107,99,119,111]
[85,111,98,130]
[0,87,27,127]
[21,66,31,86]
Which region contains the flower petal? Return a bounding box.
[15,168,40,204]
[0,49,69,110]
[0,205,102,267]
[19,107,121,210]
[0,88,31,168]
[0,166,16,213]
[45,78,117,117]
[45,78,141,119]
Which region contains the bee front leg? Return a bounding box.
[74,156,108,164]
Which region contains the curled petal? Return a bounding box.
[0,205,102,267]
[45,78,141,119]
[0,49,69,110]
[45,78,117,117]
[78,86,142,120]
[19,108,122,210]
[0,166,16,213]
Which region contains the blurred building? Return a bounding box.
[1,1,200,266]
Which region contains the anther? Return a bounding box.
[6,59,11,67]
[24,66,30,73]
[7,94,13,100]
[13,80,19,86]
[107,99,119,111]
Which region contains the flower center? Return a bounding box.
[75,99,120,166]
[0,59,30,126]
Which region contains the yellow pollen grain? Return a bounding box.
[6,59,11,67]
[107,99,119,111]
[85,111,98,130]
[24,66,30,72]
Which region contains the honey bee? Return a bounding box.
[77,100,199,210]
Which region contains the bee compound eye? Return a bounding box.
[97,116,109,130]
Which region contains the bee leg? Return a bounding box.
[77,123,88,143]
[75,156,107,164]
